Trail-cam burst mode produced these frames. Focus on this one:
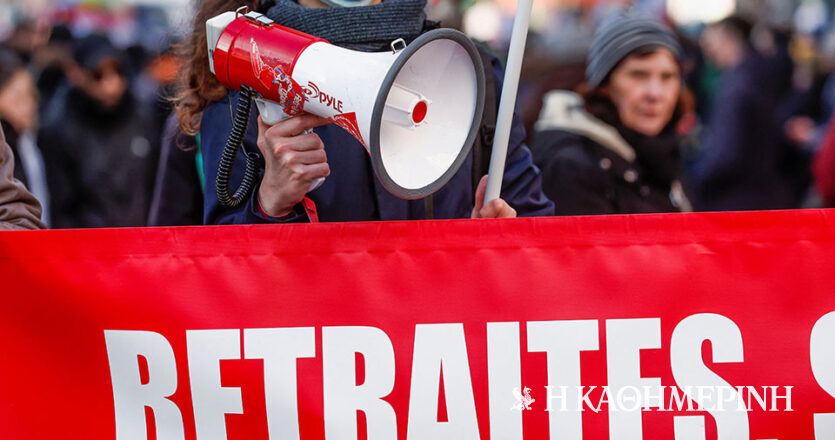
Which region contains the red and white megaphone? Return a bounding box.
[207,9,485,204]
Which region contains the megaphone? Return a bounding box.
[207,9,485,206]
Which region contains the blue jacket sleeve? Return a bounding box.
[489,56,556,217]
[201,92,309,225]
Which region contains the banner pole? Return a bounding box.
[484,0,534,202]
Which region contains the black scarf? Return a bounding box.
[262,0,429,51]
[616,123,681,188]
[68,87,134,127]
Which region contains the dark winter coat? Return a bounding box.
[687,52,805,211]
[200,54,554,224]
[531,91,688,216]
[38,87,159,228]
[147,114,202,226]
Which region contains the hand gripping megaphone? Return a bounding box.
[207,9,485,207]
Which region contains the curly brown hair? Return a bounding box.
[172,0,261,136]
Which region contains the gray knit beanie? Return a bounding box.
[586,13,682,88]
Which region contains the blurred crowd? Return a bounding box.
[3,0,835,229]
[0,2,181,228]
[512,0,835,212]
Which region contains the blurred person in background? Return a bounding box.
[3,19,51,64]
[0,48,51,226]
[38,33,159,229]
[688,15,806,211]
[147,113,201,226]
[813,113,835,208]
[148,44,204,227]
[530,13,692,215]
[32,24,75,112]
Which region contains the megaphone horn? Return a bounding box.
[208,10,486,202]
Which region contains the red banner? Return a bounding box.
[1,210,835,440]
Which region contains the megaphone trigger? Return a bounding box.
[254,97,288,126]
[309,177,325,192]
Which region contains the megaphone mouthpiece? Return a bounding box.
[383,84,431,128]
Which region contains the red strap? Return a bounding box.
[256,195,318,223]
[302,197,318,223]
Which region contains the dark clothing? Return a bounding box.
[39,86,159,228]
[263,0,429,52]
[147,114,202,226]
[1,120,29,187]
[531,91,684,216]
[688,53,804,211]
[814,115,835,207]
[533,130,681,215]
[0,126,45,230]
[201,54,554,224]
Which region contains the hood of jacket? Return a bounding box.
[535,90,636,163]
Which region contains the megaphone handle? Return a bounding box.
[309,177,325,192]
[255,97,289,126]
[255,98,326,193]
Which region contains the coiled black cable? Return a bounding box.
[217,85,260,208]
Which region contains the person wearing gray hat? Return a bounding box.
[530,12,692,215]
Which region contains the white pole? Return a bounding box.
[484,0,534,203]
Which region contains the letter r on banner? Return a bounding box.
[323,326,397,440]
[104,330,185,440]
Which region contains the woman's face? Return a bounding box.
[603,49,681,137]
[0,69,37,134]
[79,59,128,109]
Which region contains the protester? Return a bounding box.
[173,0,553,225]
[33,24,74,111]
[3,19,51,64]
[687,16,805,211]
[147,113,202,226]
[0,125,45,230]
[6,1,835,225]
[530,13,691,215]
[38,33,159,229]
[0,48,51,226]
